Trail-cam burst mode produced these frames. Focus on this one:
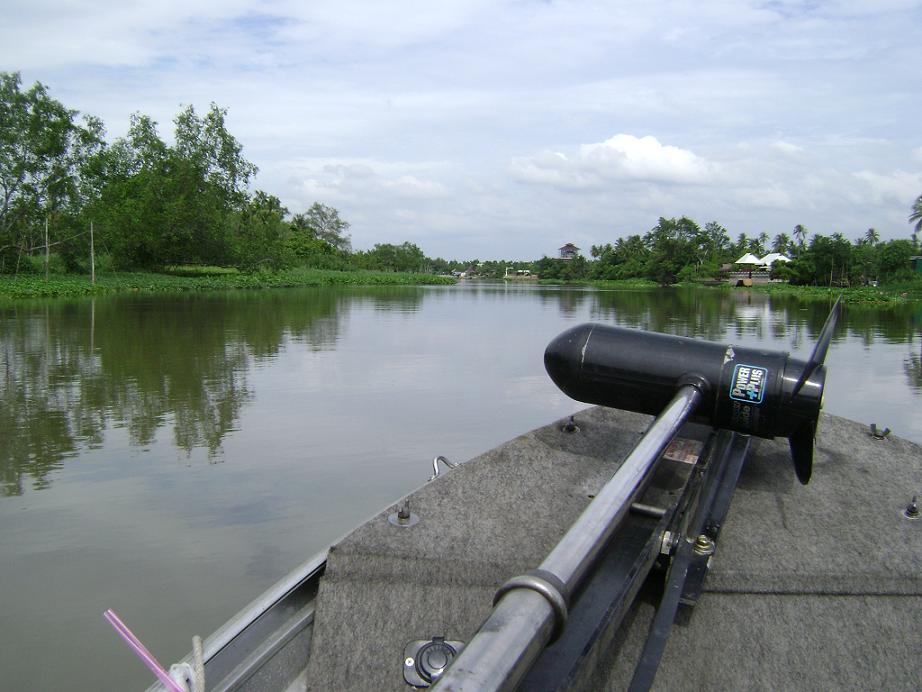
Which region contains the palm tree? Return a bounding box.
[793,224,808,248]
[910,194,922,248]
[751,232,769,256]
[863,228,879,245]
[772,233,791,254]
[735,232,749,255]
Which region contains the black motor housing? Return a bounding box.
[544,323,826,482]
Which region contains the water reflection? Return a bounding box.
[575,287,922,349]
[0,288,429,496]
[906,337,922,391]
[2,285,920,497]
[2,283,922,692]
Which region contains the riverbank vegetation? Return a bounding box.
[747,281,922,305]
[2,72,920,303]
[0,268,453,300]
[535,218,921,287]
[0,72,459,290]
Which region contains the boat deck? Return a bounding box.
[299,407,921,690]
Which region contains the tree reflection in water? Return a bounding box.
[0,288,424,495]
[1,285,918,495]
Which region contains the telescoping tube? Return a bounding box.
[432,384,704,692]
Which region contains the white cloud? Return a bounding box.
[853,170,922,204]
[772,140,804,155]
[581,135,718,184]
[3,0,922,256]
[512,135,718,189]
[382,176,448,199]
[730,186,795,210]
[509,151,599,190]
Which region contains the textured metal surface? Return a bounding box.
[157,408,922,692]
[148,553,325,692]
[432,386,702,691]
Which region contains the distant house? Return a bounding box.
[504,267,533,280]
[559,243,580,260]
[760,253,791,268]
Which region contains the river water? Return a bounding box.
[2,283,920,690]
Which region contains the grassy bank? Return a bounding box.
[537,278,659,289]
[743,280,922,304]
[0,267,456,300]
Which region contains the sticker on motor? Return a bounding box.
[729,364,767,404]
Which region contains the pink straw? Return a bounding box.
[103,609,185,692]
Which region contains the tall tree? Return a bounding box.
[91,105,260,269]
[296,202,352,252]
[772,233,791,254]
[733,232,749,256]
[642,216,700,284]
[910,194,922,248]
[0,72,103,271]
[703,221,731,259]
[863,227,879,245]
[173,104,256,210]
[231,191,289,270]
[793,224,808,249]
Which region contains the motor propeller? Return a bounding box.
[544,297,841,484]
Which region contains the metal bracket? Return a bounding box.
[428,456,458,481]
[629,430,751,690]
[870,423,891,439]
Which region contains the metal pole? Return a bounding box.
[434,384,703,692]
[44,215,50,281]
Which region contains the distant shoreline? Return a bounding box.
[534,277,921,304]
[2,269,918,304]
[0,268,455,300]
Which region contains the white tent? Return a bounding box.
[735,252,764,265]
[760,252,791,267]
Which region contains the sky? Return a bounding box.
[3,0,921,260]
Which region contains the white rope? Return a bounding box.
[192,635,205,692]
[167,635,205,692]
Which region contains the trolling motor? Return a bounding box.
[433,299,841,692]
[544,298,841,484]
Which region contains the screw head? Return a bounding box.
[692,534,715,556]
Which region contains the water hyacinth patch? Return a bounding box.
[0,268,455,300]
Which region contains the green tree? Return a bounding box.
[863,227,879,245]
[703,221,731,260]
[793,224,808,250]
[910,194,922,248]
[733,232,749,256]
[772,233,791,254]
[91,105,259,269]
[819,233,852,285]
[355,242,426,272]
[643,217,700,284]
[297,202,352,252]
[852,240,879,284]
[173,104,256,210]
[231,191,289,270]
[590,235,648,280]
[0,72,104,273]
[878,239,916,281]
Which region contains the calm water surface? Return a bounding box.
[2,284,921,689]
